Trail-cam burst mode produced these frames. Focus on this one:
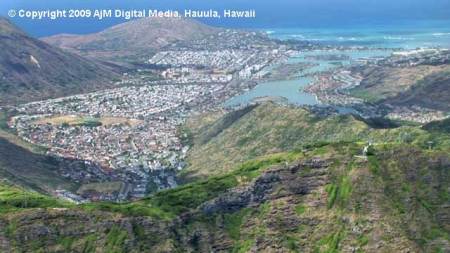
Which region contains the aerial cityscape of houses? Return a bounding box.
[8,37,290,201]
[4,29,449,202]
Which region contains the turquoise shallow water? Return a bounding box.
[225,22,450,107]
[225,49,391,107]
[266,20,450,49]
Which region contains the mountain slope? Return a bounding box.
[0,111,79,195]
[0,143,449,253]
[0,103,449,252]
[0,18,120,105]
[383,69,450,111]
[349,64,450,111]
[0,137,79,194]
[182,102,450,180]
[42,17,221,59]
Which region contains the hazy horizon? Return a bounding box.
[1,0,450,37]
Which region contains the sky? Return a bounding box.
[1,0,450,37]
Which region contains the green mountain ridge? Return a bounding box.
[182,103,450,180]
[0,102,449,252]
[0,143,449,252]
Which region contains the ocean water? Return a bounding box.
[265,20,450,49]
[3,0,450,38]
[3,0,447,107]
[225,21,450,107]
[225,49,391,107]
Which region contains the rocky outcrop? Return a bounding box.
[201,159,330,215]
[1,148,449,253]
[1,158,331,252]
[0,220,12,253]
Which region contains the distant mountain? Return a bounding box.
[0,18,120,105]
[42,17,221,60]
[383,69,450,111]
[423,117,450,134]
[350,64,450,111]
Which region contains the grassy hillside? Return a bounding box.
[349,64,450,111]
[383,70,450,111]
[0,137,79,194]
[1,143,448,252]
[0,110,80,194]
[0,181,71,214]
[182,102,450,180]
[0,103,449,252]
[0,110,48,154]
[423,117,450,134]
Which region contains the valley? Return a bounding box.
[0,15,449,253]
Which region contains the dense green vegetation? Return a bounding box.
[0,110,9,131]
[423,117,450,134]
[0,102,449,252]
[105,226,129,253]
[0,181,70,214]
[71,117,102,127]
[83,152,301,218]
[0,142,448,252]
[183,102,450,180]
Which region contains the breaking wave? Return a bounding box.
[432,32,450,36]
[383,36,415,41]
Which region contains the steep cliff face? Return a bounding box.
[1,144,449,252]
